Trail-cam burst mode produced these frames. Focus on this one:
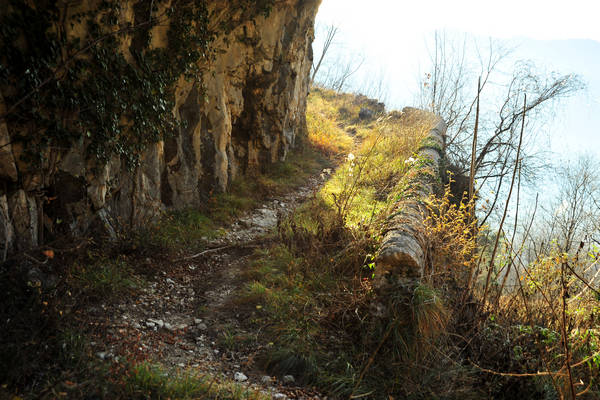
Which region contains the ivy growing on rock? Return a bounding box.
[0,0,216,170]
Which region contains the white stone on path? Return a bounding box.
[234,372,248,382]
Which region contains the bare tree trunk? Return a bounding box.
[560,261,577,400]
[496,160,522,298]
[481,95,527,309]
[311,24,338,84]
[468,76,481,202]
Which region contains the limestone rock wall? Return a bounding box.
[0,0,321,254]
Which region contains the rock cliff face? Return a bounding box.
[0,0,321,254]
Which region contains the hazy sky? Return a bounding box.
[316,0,600,42]
[314,0,600,158]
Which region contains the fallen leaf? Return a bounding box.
[42,249,55,259]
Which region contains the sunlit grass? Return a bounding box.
[316,105,433,227]
[306,107,353,156]
[236,89,442,396]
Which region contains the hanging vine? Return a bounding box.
[0,0,218,170]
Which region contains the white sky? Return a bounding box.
[317,0,600,42]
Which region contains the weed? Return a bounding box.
[122,362,270,399]
[70,258,143,300]
[421,180,480,288]
[137,209,220,252]
[125,363,206,399]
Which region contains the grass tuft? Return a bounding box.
[70,258,143,299]
[123,362,270,399]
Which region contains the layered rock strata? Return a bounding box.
[0,0,321,254]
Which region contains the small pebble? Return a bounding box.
[147,318,164,328]
[234,372,248,382]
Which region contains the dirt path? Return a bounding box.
[87,175,328,399]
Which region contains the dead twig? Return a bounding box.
[350,322,394,397]
[560,261,577,400]
[469,359,565,378]
[564,260,600,299]
[175,240,261,261]
[481,95,527,309]
[23,253,48,264]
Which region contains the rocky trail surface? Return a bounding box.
[85,174,329,399]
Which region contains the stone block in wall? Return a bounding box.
[377,224,424,277]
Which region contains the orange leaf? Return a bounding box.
[42,250,55,259]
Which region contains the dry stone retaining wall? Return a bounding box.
[376,108,447,280]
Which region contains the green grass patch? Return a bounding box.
[70,258,144,300]
[124,362,269,400]
[307,87,435,229]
